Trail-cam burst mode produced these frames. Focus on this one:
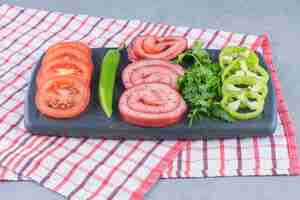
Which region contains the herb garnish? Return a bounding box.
[176,41,235,125]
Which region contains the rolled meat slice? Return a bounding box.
[119,83,187,127]
[127,36,187,61]
[127,43,140,62]
[122,59,185,90]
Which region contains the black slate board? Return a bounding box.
[24,48,277,140]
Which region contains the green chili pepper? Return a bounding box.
[219,46,259,69]
[221,91,264,120]
[222,76,268,98]
[99,49,120,118]
[222,60,269,83]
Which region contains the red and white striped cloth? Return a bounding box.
[162,33,300,178]
[0,4,184,200]
[0,4,298,200]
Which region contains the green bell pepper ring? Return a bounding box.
[221,91,265,120]
[219,46,259,69]
[222,76,268,98]
[222,60,269,83]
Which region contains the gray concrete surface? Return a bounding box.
[1,0,300,199]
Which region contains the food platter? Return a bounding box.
[24,47,277,140]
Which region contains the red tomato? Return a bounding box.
[42,46,92,68]
[35,76,90,118]
[37,58,92,87]
[46,41,91,57]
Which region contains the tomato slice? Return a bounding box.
[36,76,90,118]
[37,58,92,87]
[42,46,92,68]
[46,41,91,57]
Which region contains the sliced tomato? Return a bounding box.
[36,68,44,89]
[36,76,90,118]
[37,58,92,87]
[42,46,92,67]
[46,41,91,57]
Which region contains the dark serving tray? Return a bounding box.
[24,48,277,140]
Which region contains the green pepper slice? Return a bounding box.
[221,91,264,120]
[219,46,259,69]
[222,76,268,98]
[222,60,269,83]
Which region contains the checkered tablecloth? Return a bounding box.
[0,4,299,200]
[161,34,300,178]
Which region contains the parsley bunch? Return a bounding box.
[176,41,235,126]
